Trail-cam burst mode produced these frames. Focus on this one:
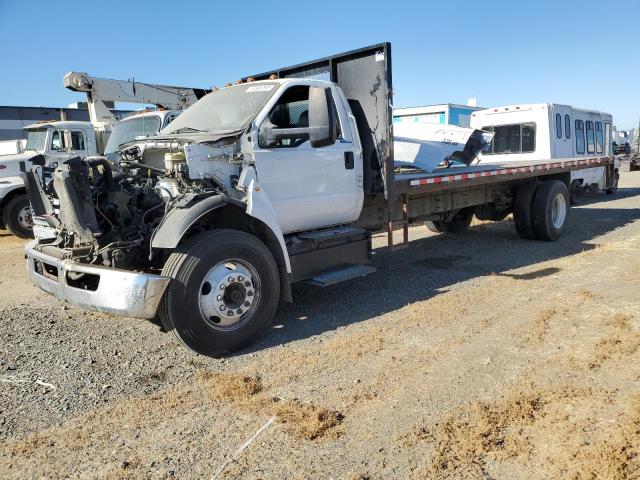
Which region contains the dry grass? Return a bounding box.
[409,384,640,480]
[271,399,343,440]
[412,383,546,479]
[607,312,634,331]
[195,371,343,440]
[589,313,639,369]
[2,371,343,478]
[524,308,558,343]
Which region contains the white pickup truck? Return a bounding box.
[23,44,618,356]
[0,111,181,237]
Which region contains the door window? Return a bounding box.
[595,122,603,154]
[51,130,64,150]
[564,114,571,139]
[555,114,562,139]
[604,123,611,156]
[70,131,86,151]
[585,121,595,154]
[575,120,585,154]
[262,86,310,148]
[260,85,342,149]
[164,113,178,128]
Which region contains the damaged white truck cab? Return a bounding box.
[24,44,618,356]
[25,76,360,355]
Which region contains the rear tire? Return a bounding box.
[513,181,540,239]
[531,180,570,241]
[159,229,280,357]
[2,194,33,239]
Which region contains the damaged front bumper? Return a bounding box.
[25,241,170,319]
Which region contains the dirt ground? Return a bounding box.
[1,172,639,479]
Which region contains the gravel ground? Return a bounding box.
[1,171,639,479]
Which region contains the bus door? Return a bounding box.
[604,122,612,156]
[552,106,573,158]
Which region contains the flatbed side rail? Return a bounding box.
[396,156,614,194]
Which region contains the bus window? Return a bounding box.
[585,121,595,154]
[555,114,562,139]
[485,123,536,154]
[564,114,571,139]
[575,120,585,154]
[595,122,603,154]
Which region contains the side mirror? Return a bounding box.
[308,87,337,148]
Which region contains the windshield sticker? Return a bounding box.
[246,85,274,93]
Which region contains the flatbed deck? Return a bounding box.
[395,156,614,194]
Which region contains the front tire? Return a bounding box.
[2,194,33,239]
[159,229,280,357]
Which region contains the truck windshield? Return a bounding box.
[162,83,279,134]
[105,115,161,154]
[25,129,47,152]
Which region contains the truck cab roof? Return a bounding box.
[23,120,92,131]
[120,109,182,122]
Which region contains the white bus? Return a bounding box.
[470,104,618,197]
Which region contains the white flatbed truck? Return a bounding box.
[22,44,617,356]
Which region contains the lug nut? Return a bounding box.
[244,281,251,287]
[220,284,225,290]
[237,308,243,315]
[220,305,226,311]
[227,310,234,316]
[244,301,250,307]
[247,290,254,297]
[238,275,244,281]
[228,276,234,283]
[217,295,222,301]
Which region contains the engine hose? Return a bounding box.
[87,158,117,190]
[121,161,165,175]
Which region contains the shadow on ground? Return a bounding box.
[237,186,640,354]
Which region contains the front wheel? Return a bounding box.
[2,194,33,239]
[159,229,280,357]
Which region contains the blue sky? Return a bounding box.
[1,0,638,128]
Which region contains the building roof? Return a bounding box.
[394,104,484,116]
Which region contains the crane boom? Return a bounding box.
[63,72,209,130]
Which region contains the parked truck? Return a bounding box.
[0,74,208,238]
[22,44,618,356]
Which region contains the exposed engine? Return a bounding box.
[27,136,243,270]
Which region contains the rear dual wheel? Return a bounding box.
[159,229,280,357]
[514,180,570,241]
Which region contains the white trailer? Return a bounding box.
[470,104,618,198]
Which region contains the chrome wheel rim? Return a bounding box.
[17,205,33,231]
[551,193,567,229]
[198,259,261,330]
